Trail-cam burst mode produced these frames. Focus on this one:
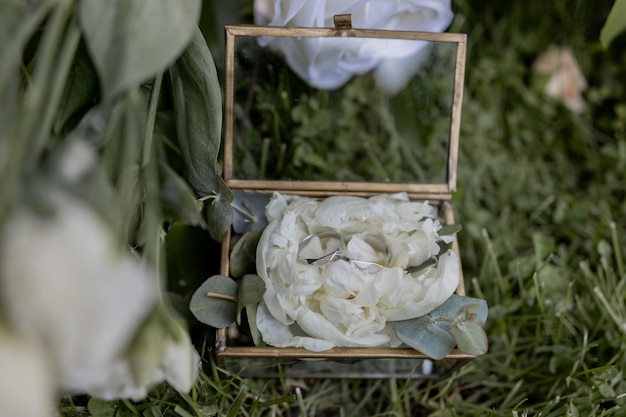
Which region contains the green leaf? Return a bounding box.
[204,176,234,242]
[189,275,238,328]
[406,257,437,274]
[169,26,222,196]
[245,302,264,347]
[79,0,201,100]
[143,406,164,417]
[230,231,262,279]
[232,191,271,234]
[87,398,118,417]
[237,274,266,315]
[160,162,206,228]
[437,240,453,254]
[197,404,219,416]
[394,316,457,360]
[449,320,489,356]
[598,382,616,398]
[600,0,626,48]
[126,308,166,387]
[428,294,489,329]
[438,223,462,236]
[101,91,145,242]
[173,405,195,417]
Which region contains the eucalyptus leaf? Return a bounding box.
[232,191,271,234]
[189,275,238,328]
[160,162,206,228]
[230,231,262,279]
[394,316,457,360]
[245,302,264,347]
[428,294,489,330]
[237,274,266,315]
[204,176,234,242]
[79,0,201,100]
[169,26,222,196]
[449,320,489,356]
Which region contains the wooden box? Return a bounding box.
[216,15,472,378]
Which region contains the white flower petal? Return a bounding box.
[295,307,390,347]
[383,251,459,321]
[0,330,55,417]
[256,302,335,351]
[162,325,201,394]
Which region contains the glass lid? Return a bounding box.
[223,18,466,196]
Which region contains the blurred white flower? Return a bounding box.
[0,188,199,402]
[58,139,98,182]
[0,328,55,417]
[256,193,459,351]
[254,0,454,94]
[532,45,587,114]
[160,323,202,394]
[88,321,201,401]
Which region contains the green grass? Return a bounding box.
[59,0,626,415]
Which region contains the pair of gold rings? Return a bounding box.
[297,232,390,274]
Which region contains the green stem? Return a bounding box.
[197,194,217,202]
[142,73,163,168]
[140,76,165,298]
[21,0,73,155]
[593,286,626,336]
[179,393,203,417]
[121,399,139,415]
[231,202,255,221]
[32,14,82,159]
[482,228,504,304]
[610,222,625,278]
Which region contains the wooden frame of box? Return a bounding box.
[216,15,472,378]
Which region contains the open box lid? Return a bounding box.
[222,15,466,200]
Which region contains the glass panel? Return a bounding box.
[231,34,457,184]
[219,356,458,379]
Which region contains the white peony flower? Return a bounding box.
[256,192,459,351]
[254,0,454,94]
[0,188,199,401]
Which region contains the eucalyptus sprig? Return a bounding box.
[394,294,488,359]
